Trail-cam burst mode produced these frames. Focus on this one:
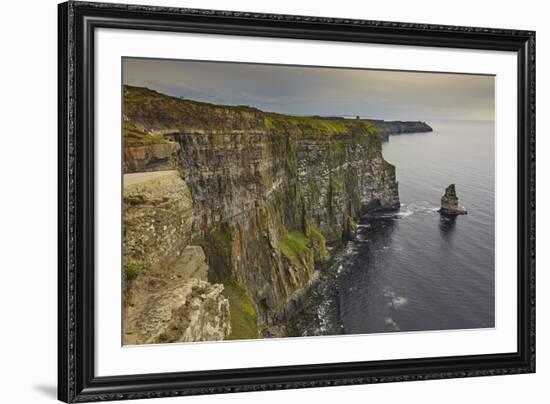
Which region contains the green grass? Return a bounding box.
[222,281,258,340]
[346,215,358,232]
[124,85,264,133]
[125,85,260,114]
[123,85,389,145]
[383,159,396,176]
[342,214,358,241]
[194,223,234,282]
[157,333,169,343]
[331,175,344,193]
[123,121,167,147]
[331,137,346,160]
[307,224,328,260]
[278,231,310,261]
[208,224,233,258]
[125,260,143,282]
[264,114,377,136]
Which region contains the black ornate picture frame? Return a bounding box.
[58,1,535,402]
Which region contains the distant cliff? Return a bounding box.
[122,85,426,341]
[369,119,433,141]
[304,116,432,142]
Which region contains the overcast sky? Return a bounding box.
[123,58,495,122]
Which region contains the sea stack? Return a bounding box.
[438,184,467,216]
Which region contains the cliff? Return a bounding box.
[369,119,433,141]
[123,170,231,344]
[122,85,411,340]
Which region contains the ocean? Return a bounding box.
[291,119,495,336]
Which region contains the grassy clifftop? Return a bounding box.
[124,121,168,147]
[124,85,265,139]
[123,85,381,145]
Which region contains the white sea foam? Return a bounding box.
[384,317,401,331]
[392,296,408,307]
[384,287,408,309]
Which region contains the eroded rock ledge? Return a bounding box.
[123,170,231,344]
[125,278,231,345]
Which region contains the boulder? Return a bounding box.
[438,184,467,216]
[124,278,231,345]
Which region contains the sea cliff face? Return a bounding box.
[122,86,423,340]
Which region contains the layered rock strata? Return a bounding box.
[123,142,180,173]
[439,184,468,216]
[123,170,231,344]
[122,85,425,340]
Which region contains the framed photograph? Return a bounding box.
[58,1,535,402]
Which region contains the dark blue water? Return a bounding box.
[291,119,495,336]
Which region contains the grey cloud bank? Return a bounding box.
[123,58,495,122]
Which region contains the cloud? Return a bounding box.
[123,58,495,122]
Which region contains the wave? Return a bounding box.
[384,317,401,331]
[384,287,408,309]
[364,202,435,220]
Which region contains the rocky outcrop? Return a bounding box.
[123,142,180,173]
[438,184,467,215]
[122,85,406,339]
[123,170,195,273]
[173,245,209,280]
[123,170,231,344]
[124,278,231,344]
